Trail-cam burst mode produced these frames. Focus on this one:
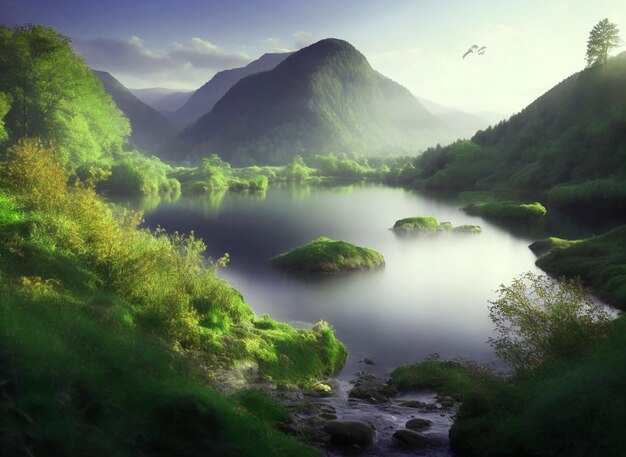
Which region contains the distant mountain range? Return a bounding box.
[93,71,177,154]
[174,52,292,128]
[180,39,451,164]
[131,87,193,114]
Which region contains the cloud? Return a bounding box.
[170,37,250,69]
[263,31,315,53]
[293,31,314,49]
[72,35,251,88]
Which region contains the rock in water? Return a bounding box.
[392,429,428,448]
[405,418,432,431]
[324,420,375,447]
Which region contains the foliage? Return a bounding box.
[0,91,11,143]
[390,355,498,400]
[464,201,547,221]
[586,18,621,67]
[403,51,626,222]
[0,138,346,384]
[181,38,446,165]
[488,273,611,374]
[0,25,129,164]
[100,150,180,196]
[537,226,626,309]
[271,236,385,273]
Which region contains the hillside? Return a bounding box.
[93,71,177,155]
[181,39,449,165]
[401,51,626,219]
[174,52,291,128]
[131,87,193,113]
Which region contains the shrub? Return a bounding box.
[488,272,611,374]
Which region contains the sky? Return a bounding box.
[2,0,625,115]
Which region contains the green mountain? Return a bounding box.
[403,51,626,219]
[181,39,449,165]
[93,71,177,155]
[174,52,291,128]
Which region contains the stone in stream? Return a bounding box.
[360,357,375,365]
[392,429,429,449]
[348,373,396,403]
[405,418,432,431]
[399,400,427,408]
[324,420,375,447]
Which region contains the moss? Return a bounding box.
[392,216,445,233]
[393,216,481,234]
[453,224,482,234]
[271,237,384,273]
[390,358,497,401]
[529,237,580,256]
[536,226,626,310]
[463,201,547,222]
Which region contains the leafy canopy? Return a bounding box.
[0,25,130,164]
[586,18,621,67]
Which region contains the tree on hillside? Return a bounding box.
[0,25,130,164]
[586,18,621,67]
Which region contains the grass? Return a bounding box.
[536,226,626,310]
[529,237,580,256]
[270,236,385,273]
[463,201,547,222]
[0,139,348,455]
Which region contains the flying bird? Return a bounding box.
[462,44,479,59]
[463,44,487,59]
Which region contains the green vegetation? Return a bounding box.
[392,216,481,234]
[464,201,547,222]
[452,224,482,233]
[586,18,621,67]
[537,226,626,309]
[0,25,130,165]
[393,274,621,457]
[271,237,385,273]
[391,356,497,401]
[391,50,626,222]
[0,137,347,455]
[529,236,579,256]
[181,38,448,165]
[488,273,611,374]
[392,216,444,233]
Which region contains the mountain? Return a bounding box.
[181,39,449,165]
[416,96,509,140]
[404,51,626,219]
[174,52,291,128]
[93,71,177,154]
[131,87,193,113]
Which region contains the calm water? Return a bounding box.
[133,184,593,378]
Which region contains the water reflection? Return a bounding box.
[136,184,603,378]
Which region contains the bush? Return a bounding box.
[488,273,611,374]
[464,201,547,221]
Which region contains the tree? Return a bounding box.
[586,18,621,67]
[488,273,611,374]
[0,25,130,164]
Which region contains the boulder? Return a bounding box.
[392,429,428,448]
[324,420,375,447]
[405,418,432,431]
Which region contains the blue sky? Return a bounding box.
[2,0,625,114]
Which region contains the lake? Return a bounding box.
[133,183,593,379]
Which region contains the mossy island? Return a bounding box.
[529,237,580,256]
[271,237,385,273]
[463,201,547,222]
[392,216,481,234]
